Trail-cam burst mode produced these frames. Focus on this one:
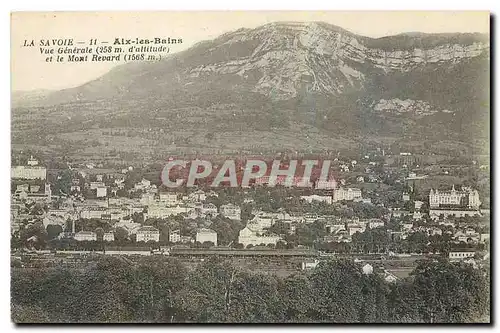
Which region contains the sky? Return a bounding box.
[11,11,490,92]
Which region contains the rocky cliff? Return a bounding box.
[185,22,488,100]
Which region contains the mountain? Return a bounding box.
[12,22,490,162]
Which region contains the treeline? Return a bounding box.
[11,257,489,323]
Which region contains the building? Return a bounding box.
[96,186,107,198]
[201,203,218,216]
[414,201,424,210]
[27,156,39,166]
[391,209,411,218]
[238,226,281,247]
[148,204,194,218]
[159,192,179,206]
[429,186,481,209]
[74,231,97,241]
[11,165,47,180]
[180,235,194,243]
[413,211,423,220]
[368,218,385,229]
[188,190,207,202]
[429,208,481,220]
[90,182,105,190]
[220,203,241,221]
[301,259,320,270]
[140,193,156,205]
[348,225,365,236]
[103,232,115,242]
[134,179,152,191]
[362,263,373,275]
[353,197,372,204]
[136,226,160,242]
[300,195,332,204]
[169,229,181,243]
[247,213,274,232]
[449,251,475,260]
[315,180,336,190]
[196,228,218,245]
[80,206,108,219]
[30,185,41,193]
[332,187,362,202]
[11,156,46,180]
[480,233,490,243]
[147,205,171,218]
[383,271,399,283]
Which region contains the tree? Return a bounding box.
[209,217,244,246]
[46,224,63,240]
[21,222,48,248]
[280,274,315,322]
[95,227,105,241]
[308,260,371,322]
[131,212,145,224]
[173,258,239,322]
[410,259,490,323]
[202,241,214,248]
[114,227,129,243]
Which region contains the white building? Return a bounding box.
[449,251,475,260]
[414,201,424,210]
[80,207,107,219]
[413,211,423,220]
[368,218,385,229]
[480,233,490,243]
[90,182,105,190]
[315,180,336,190]
[362,263,373,275]
[429,208,481,220]
[169,229,181,243]
[27,156,39,166]
[11,165,47,180]
[301,259,320,270]
[134,179,152,191]
[429,185,481,209]
[136,226,160,242]
[96,186,107,198]
[148,204,195,218]
[333,187,362,202]
[159,192,179,206]
[247,213,274,232]
[348,225,365,236]
[238,226,281,247]
[103,232,115,242]
[188,190,207,202]
[74,231,97,241]
[300,195,332,204]
[220,204,241,221]
[196,228,217,245]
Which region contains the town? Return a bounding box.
[11,149,490,274]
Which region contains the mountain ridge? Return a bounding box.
[13,21,489,106]
[11,21,490,160]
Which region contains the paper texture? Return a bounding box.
[11,11,490,324]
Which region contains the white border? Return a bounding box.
[1,1,497,332]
